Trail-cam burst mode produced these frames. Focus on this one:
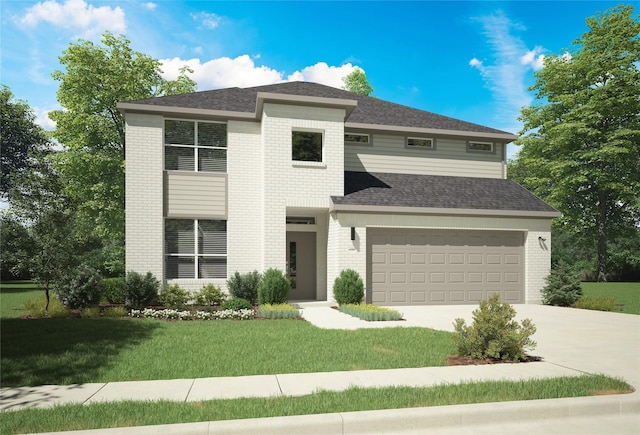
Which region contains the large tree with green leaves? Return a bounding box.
[49,32,197,267]
[515,5,640,281]
[342,68,374,96]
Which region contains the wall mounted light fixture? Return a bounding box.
[351,227,356,241]
[538,236,547,242]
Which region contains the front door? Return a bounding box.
[286,232,316,300]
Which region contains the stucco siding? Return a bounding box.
[165,172,227,218]
[345,135,504,178]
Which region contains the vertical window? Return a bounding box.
[165,219,227,279]
[292,130,323,162]
[165,120,227,172]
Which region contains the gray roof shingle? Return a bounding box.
[331,171,560,215]
[125,81,511,135]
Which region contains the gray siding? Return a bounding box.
[345,135,504,178]
[165,172,227,218]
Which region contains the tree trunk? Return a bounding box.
[597,191,608,282]
[44,280,50,314]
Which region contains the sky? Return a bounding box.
[1,0,637,159]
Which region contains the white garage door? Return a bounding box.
[367,229,524,305]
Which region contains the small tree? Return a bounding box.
[333,269,365,305]
[342,68,374,96]
[541,261,583,306]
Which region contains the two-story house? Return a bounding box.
[117,81,559,305]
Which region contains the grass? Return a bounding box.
[0,281,42,318]
[581,282,640,314]
[0,375,632,434]
[339,303,403,321]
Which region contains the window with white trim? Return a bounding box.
[164,120,227,172]
[407,137,434,149]
[292,130,323,162]
[344,133,370,145]
[467,141,494,152]
[165,219,227,279]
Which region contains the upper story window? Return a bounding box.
[344,133,370,145]
[467,141,494,153]
[292,130,323,162]
[407,137,434,149]
[165,120,227,172]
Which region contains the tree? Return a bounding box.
[342,68,374,96]
[49,32,197,264]
[515,5,640,281]
[0,86,51,200]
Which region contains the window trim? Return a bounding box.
[344,132,371,146]
[164,119,228,173]
[291,128,324,163]
[467,141,495,153]
[406,137,435,150]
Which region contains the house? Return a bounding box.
[117,81,560,305]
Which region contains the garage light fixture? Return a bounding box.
[538,236,546,242]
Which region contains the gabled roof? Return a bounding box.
[118,81,517,141]
[330,171,561,218]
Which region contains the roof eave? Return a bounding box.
[344,122,518,142]
[255,92,358,121]
[116,102,257,121]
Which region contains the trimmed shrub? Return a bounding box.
[541,261,583,307]
[103,277,126,304]
[257,303,301,319]
[56,264,104,309]
[194,284,226,306]
[575,296,619,312]
[159,284,190,309]
[333,269,365,305]
[227,271,262,304]
[339,304,403,321]
[453,294,537,362]
[125,271,160,310]
[257,268,290,305]
[24,294,69,318]
[221,297,252,311]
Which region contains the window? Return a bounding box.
[407,137,434,149]
[467,141,494,152]
[292,130,323,162]
[344,133,370,145]
[165,219,227,279]
[286,216,316,225]
[165,120,227,172]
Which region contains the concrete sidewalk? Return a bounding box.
[1,304,639,434]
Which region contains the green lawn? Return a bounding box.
[581,282,640,314]
[0,281,41,318]
[0,375,631,434]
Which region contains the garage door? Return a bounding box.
[367,229,524,305]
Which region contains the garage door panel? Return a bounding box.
[368,228,524,305]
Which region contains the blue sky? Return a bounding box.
[1,0,636,158]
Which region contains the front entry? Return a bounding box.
[286,231,316,300]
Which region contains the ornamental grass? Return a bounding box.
[257,303,301,319]
[339,303,403,321]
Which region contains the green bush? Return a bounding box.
[227,271,262,304]
[103,277,126,304]
[103,306,127,317]
[80,307,101,318]
[257,303,301,319]
[125,271,160,310]
[453,294,537,362]
[221,297,252,311]
[55,264,104,309]
[575,296,619,312]
[24,294,69,318]
[541,261,583,306]
[339,304,403,321]
[333,269,365,305]
[159,284,190,309]
[257,268,290,305]
[194,284,226,306]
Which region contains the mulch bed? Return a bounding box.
[446,355,542,366]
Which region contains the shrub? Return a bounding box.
[159,284,190,309]
[24,294,69,318]
[221,297,252,311]
[103,277,126,304]
[55,264,104,309]
[227,271,262,304]
[125,271,160,310]
[575,296,619,312]
[103,306,127,317]
[257,303,301,319]
[258,268,290,304]
[194,284,226,306]
[453,294,537,362]
[541,261,582,307]
[80,307,101,318]
[339,304,403,321]
[333,269,365,305]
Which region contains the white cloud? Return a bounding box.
[160,56,361,91]
[143,2,157,11]
[34,107,58,131]
[469,58,483,68]
[520,47,545,70]
[191,12,222,29]
[20,0,125,38]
